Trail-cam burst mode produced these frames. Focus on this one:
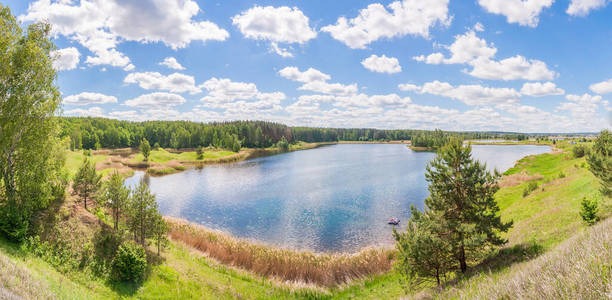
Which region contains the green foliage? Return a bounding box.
[100,171,130,231]
[579,197,599,225]
[587,130,612,196]
[152,214,168,256]
[523,181,539,197]
[572,144,587,158]
[112,241,147,282]
[140,138,151,162]
[153,142,160,150]
[558,171,566,179]
[196,146,204,160]
[72,158,101,210]
[127,180,161,246]
[393,206,454,286]
[0,5,64,241]
[277,136,290,152]
[423,139,512,273]
[411,129,449,149]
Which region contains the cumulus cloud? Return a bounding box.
[567,0,610,16]
[590,78,612,94]
[321,0,451,49]
[64,106,105,117]
[278,67,331,83]
[401,80,521,106]
[158,57,185,70]
[279,66,358,96]
[477,0,553,27]
[20,0,228,69]
[63,92,118,105]
[51,47,80,71]
[199,77,286,114]
[232,6,316,57]
[520,82,565,97]
[557,93,604,120]
[414,30,556,81]
[124,92,186,109]
[124,72,201,94]
[361,54,402,74]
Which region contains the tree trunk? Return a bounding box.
[459,239,467,273]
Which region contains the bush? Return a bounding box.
[196,146,204,160]
[523,181,539,197]
[572,144,587,158]
[558,172,566,179]
[153,142,160,150]
[579,197,599,226]
[111,241,147,282]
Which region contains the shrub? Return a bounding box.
[572,144,587,158]
[579,197,599,226]
[111,241,147,282]
[523,181,539,198]
[558,172,566,179]
[196,146,204,160]
[153,142,160,150]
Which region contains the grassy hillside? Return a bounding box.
[0,143,608,299]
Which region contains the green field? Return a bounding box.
[0,144,608,299]
[131,148,237,163]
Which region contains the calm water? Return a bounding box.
[125,144,550,253]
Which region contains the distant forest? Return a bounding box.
[58,117,528,151]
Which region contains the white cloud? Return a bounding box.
[298,81,358,96]
[51,47,80,71]
[590,78,612,94]
[469,56,556,81]
[321,0,451,49]
[159,57,185,70]
[270,42,294,58]
[199,78,286,112]
[232,6,316,57]
[398,83,420,91]
[124,72,201,94]
[408,80,521,106]
[21,0,228,69]
[557,93,603,120]
[64,106,105,117]
[567,0,610,16]
[413,30,555,81]
[473,22,485,32]
[63,92,118,105]
[278,67,331,83]
[520,82,565,97]
[279,66,357,96]
[477,0,553,27]
[124,92,186,109]
[361,54,402,74]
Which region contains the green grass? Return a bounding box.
[2,145,607,299]
[65,150,109,178]
[131,148,236,163]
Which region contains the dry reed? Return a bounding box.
[165,217,395,287]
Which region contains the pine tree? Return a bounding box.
[73,158,101,210]
[152,214,168,256]
[127,180,159,246]
[101,171,130,231]
[140,138,151,162]
[579,197,599,225]
[424,139,512,273]
[587,130,612,196]
[393,206,454,286]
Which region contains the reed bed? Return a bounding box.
[165,217,395,287]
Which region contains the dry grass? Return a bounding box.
[498,171,543,187]
[0,252,56,300]
[432,217,612,299]
[166,217,395,287]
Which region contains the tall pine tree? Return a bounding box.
[424,138,511,273]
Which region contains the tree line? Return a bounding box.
[60,117,513,151]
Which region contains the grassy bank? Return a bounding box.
[0,143,608,299]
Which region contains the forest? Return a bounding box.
[59,117,523,151]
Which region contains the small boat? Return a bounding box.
[388,218,400,225]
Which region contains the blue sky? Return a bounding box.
[5,0,612,132]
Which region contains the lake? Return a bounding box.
[124,144,550,253]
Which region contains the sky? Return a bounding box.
[4,0,612,133]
